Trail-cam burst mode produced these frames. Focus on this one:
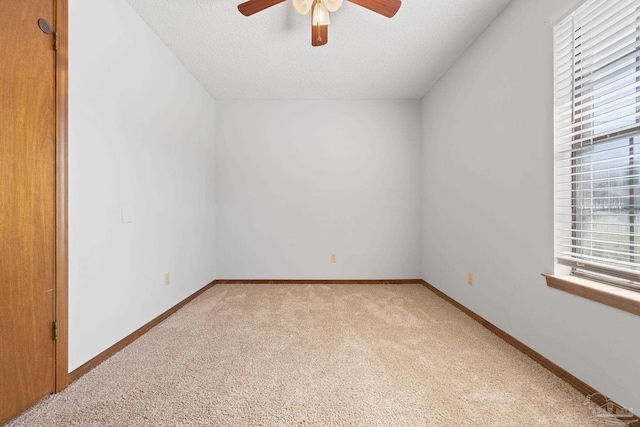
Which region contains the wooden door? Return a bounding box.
[0,0,57,423]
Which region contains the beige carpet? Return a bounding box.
[6,283,617,426]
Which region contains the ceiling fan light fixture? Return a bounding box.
[324,0,343,12]
[292,0,314,15]
[312,2,330,26]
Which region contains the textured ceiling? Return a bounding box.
[123,0,512,99]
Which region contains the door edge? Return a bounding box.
[54,0,68,393]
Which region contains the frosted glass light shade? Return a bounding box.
[312,2,330,25]
[293,0,313,15]
[324,0,343,12]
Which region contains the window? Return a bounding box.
[554,0,640,292]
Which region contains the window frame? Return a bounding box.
[546,0,640,315]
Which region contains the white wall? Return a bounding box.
[215,100,422,279]
[69,0,216,370]
[421,0,640,412]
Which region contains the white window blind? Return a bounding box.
[554,0,640,291]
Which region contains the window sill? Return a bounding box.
[542,274,640,316]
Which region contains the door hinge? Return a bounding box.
[53,32,58,51]
[53,321,58,341]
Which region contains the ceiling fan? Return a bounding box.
[237,0,402,47]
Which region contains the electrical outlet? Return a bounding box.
[467,272,474,285]
[121,207,134,223]
[330,253,337,263]
[164,272,170,286]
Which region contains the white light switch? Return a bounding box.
[121,207,134,223]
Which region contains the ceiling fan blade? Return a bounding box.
[312,24,328,47]
[347,0,401,18]
[238,0,287,16]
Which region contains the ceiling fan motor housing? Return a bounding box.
[294,0,343,15]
